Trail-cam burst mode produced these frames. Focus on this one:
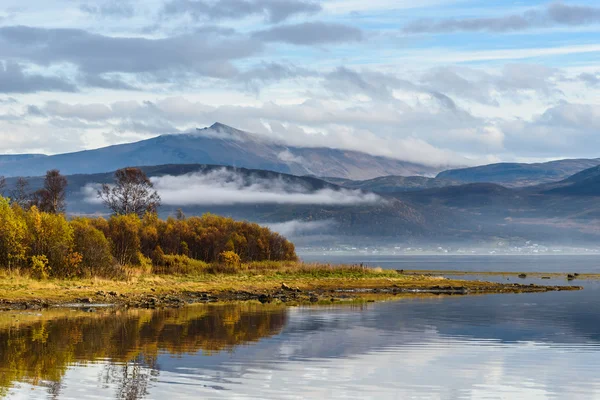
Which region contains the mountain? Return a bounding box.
[0,123,438,180]
[0,154,47,165]
[545,165,600,196]
[436,159,600,187]
[6,162,600,247]
[1,164,438,241]
[393,165,600,244]
[322,175,462,193]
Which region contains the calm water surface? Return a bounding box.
[2,255,600,399]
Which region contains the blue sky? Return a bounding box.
[0,0,599,167]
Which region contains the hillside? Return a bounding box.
[323,175,461,193]
[437,159,600,187]
[6,163,600,246]
[0,123,438,180]
[1,164,438,242]
[0,154,47,165]
[545,165,600,196]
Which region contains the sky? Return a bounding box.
[1,0,600,167]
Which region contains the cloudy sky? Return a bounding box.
[1,0,600,166]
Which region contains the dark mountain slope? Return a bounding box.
[6,163,600,245]
[3,164,433,239]
[437,159,600,187]
[545,165,600,196]
[322,175,461,193]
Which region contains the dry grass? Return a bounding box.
[0,262,425,304]
[0,262,581,306]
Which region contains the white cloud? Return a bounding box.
[266,219,335,237]
[1,0,600,167]
[83,169,384,206]
[151,170,383,205]
[277,149,305,164]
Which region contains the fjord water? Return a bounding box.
[2,256,600,399]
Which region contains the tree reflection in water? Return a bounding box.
[0,304,287,398]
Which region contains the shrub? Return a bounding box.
[26,206,75,277]
[0,198,298,278]
[0,197,28,270]
[70,219,114,277]
[107,214,141,265]
[219,251,241,267]
[30,255,50,280]
[153,254,209,275]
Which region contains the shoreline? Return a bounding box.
[0,272,583,311]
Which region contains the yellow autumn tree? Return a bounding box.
[0,196,29,270]
[26,206,76,277]
[70,218,114,276]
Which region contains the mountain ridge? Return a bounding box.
[0,123,439,180]
[437,159,600,187]
[6,162,600,246]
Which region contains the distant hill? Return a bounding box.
[323,175,461,193]
[6,162,600,246]
[0,123,438,180]
[0,154,47,165]
[2,164,432,241]
[545,165,600,196]
[437,159,600,187]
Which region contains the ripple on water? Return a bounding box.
[1,259,600,399]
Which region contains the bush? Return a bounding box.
[0,195,298,278]
[26,206,75,278]
[108,214,141,266]
[31,255,50,280]
[0,198,28,270]
[219,251,241,267]
[153,254,209,275]
[71,218,114,277]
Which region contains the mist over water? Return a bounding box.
[300,254,600,273]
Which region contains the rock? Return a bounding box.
[77,298,93,304]
[567,274,576,280]
[574,273,580,277]
[108,291,118,297]
[258,294,271,304]
[542,276,551,280]
[309,296,319,303]
[282,283,298,291]
[518,274,527,279]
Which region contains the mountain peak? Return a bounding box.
[209,122,232,131]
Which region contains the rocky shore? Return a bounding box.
[0,281,582,311]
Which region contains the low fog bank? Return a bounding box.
[83,169,383,206]
[265,219,336,237]
[290,236,600,257]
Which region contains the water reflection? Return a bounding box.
[2,284,600,399]
[0,305,286,399]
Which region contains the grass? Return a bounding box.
[0,262,581,306]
